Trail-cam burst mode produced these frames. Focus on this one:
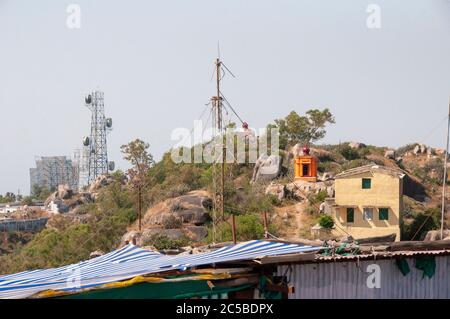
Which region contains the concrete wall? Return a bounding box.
[333,172,402,240]
[278,254,450,299]
[0,217,48,232]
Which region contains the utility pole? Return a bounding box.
[212,57,225,221]
[441,98,450,239]
[211,54,237,244]
[138,184,142,232]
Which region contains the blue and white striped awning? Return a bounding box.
[0,240,318,299]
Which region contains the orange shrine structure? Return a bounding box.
[294,146,318,182]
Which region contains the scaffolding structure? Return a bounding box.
[72,148,89,190]
[29,156,79,194]
[84,90,113,184]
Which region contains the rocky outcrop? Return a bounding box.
[143,191,212,227]
[423,229,450,241]
[265,183,286,201]
[121,190,212,247]
[266,180,334,201]
[89,250,104,259]
[319,172,335,182]
[384,149,395,159]
[413,144,428,155]
[251,154,283,183]
[348,142,366,149]
[88,174,125,194]
[57,184,73,200]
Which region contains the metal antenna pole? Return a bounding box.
[441,98,450,239]
[213,58,225,221]
[211,53,236,244]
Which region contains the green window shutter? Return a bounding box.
[362,178,371,189]
[346,207,354,223]
[379,208,389,220]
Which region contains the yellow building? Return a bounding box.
[332,165,405,241]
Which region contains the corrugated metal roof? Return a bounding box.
[316,249,450,262]
[278,253,450,299]
[0,240,319,299]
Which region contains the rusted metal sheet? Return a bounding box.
[278,255,450,299]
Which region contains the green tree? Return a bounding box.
[31,185,51,200]
[272,109,335,149]
[121,139,155,231]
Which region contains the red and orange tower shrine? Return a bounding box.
[294,146,318,182]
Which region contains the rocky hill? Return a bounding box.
[1,141,448,274]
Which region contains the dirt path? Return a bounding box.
[273,202,311,238]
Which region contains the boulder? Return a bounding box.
[420,144,427,154]
[265,183,286,201]
[173,207,210,225]
[44,191,58,206]
[285,180,334,199]
[384,149,395,159]
[88,174,118,193]
[348,142,366,149]
[423,229,450,241]
[142,190,212,228]
[89,250,104,259]
[251,154,282,183]
[121,230,143,246]
[413,143,429,155]
[57,184,73,200]
[319,172,335,181]
[184,226,208,241]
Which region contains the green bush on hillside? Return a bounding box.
[143,233,190,250]
[318,215,334,229]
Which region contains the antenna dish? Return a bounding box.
[108,161,115,171]
[106,118,112,128]
[82,136,90,146]
[85,94,92,105]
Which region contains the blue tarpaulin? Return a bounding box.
[0,240,318,299]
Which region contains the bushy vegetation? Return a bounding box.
[205,213,276,243]
[0,174,136,275]
[407,158,445,186]
[402,207,441,240]
[339,146,360,161]
[396,143,417,156]
[318,215,334,229]
[308,190,328,206]
[143,233,190,250]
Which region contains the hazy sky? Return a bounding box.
[0,0,449,195]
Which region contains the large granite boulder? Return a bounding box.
[423,229,450,241]
[251,154,283,183]
[143,190,212,227]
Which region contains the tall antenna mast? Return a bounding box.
[84,90,113,184]
[211,57,225,220]
[210,50,237,244]
[441,98,450,239]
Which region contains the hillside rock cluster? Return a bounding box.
[121,190,212,247]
